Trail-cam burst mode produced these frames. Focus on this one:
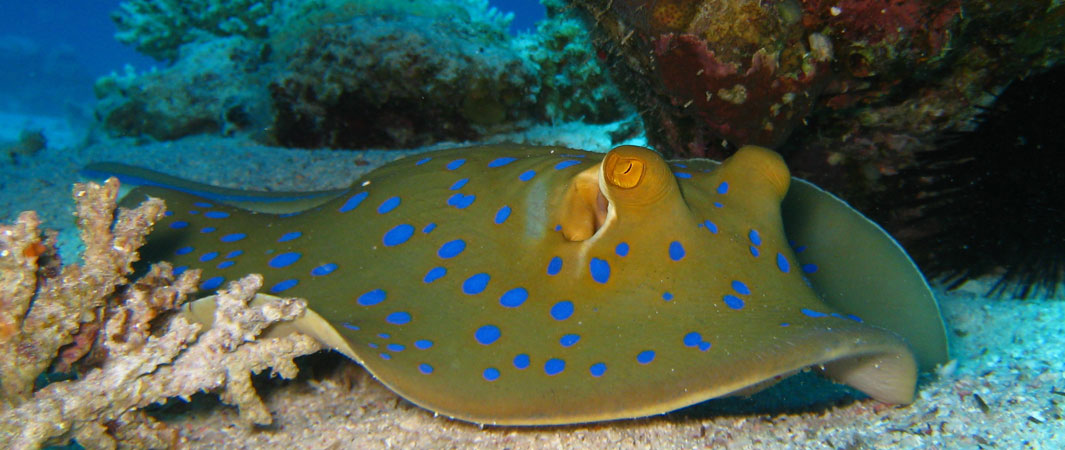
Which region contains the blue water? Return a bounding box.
[0,0,545,115]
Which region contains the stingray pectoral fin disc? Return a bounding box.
[782,178,949,372]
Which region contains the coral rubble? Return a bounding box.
[0,179,321,449]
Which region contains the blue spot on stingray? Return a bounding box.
[449,178,469,190]
[200,227,216,233]
[386,311,412,325]
[589,362,607,377]
[717,182,729,194]
[422,223,436,234]
[669,241,686,261]
[483,368,500,381]
[732,280,751,295]
[674,171,692,179]
[723,294,745,310]
[201,276,224,291]
[801,308,828,318]
[205,211,229,219]
[780,322,791,327]
[368,343,378,349]
[544,358,566,376]
[341,322,360,331]
[662,292,673,301]
[749,246,760,257]
[802,263,819,273]
[615,242,629,256]
[383,224,414,246]
[438,239,466,258]
[414,339,434,349]
[194,202,213,208]
[519,169,536,181]
[378,196,401,214]
[554,224,561,231]
[200,252,218,262]
[513,354,530,369]
[703,220,718,233]
[270,279,298,293]
[637,350,656,364]
[550,300,574,321]
[554,160,581,170]
[174,265,187,276]
[278,231,302,242]
[311,263,338,276]
[794,245,808,254]
[714,202,724,208]
[494,205,511,224]
[463,273,490,295]
[447,193,476,209]
[377,333,390,339]
[446,159,466,170]
[559,334,581,347]
[379,353,391,360]
[424,267,446,283]
[169,221,188,229]
[269,252,301,268]
[387,343,405,352]
[188,210,199,215]
[225,250,243,258]
[220,233,246,242]
[847,314,864,323]
[749,229,761,245]
[164,211,173,217]
[546,256,563,275]
[339,191,368,213]
[217,261,234,269]
[683,332,701,347]
[589,258,610,283]
[475,325,500,345]
[419,363,434,374]
[499,287,528,308]
[698,342,711,352]
[415,157,431,166]
[776,253,790,273]
[357,289,386,306]
[489,157,517,167]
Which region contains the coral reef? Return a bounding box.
[1,129,46,162]
[268,13,540,149]
[101,0,634,148]
[0,179,321,448]
[518,0,633,124]
[112,0,276,61]
[95,36,274,141]
[567,0,963,158]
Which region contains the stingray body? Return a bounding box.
[98,144,948,425]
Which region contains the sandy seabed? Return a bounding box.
[1,118,1061,449]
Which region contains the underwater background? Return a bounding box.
[0,0,1063,448]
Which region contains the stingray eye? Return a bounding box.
[607,157,645,189]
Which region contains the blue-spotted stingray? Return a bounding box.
[90,144,948,426]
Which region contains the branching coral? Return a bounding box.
[0,179,322,449]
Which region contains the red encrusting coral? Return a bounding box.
[653,33,829,155]
[802,0,961,53]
